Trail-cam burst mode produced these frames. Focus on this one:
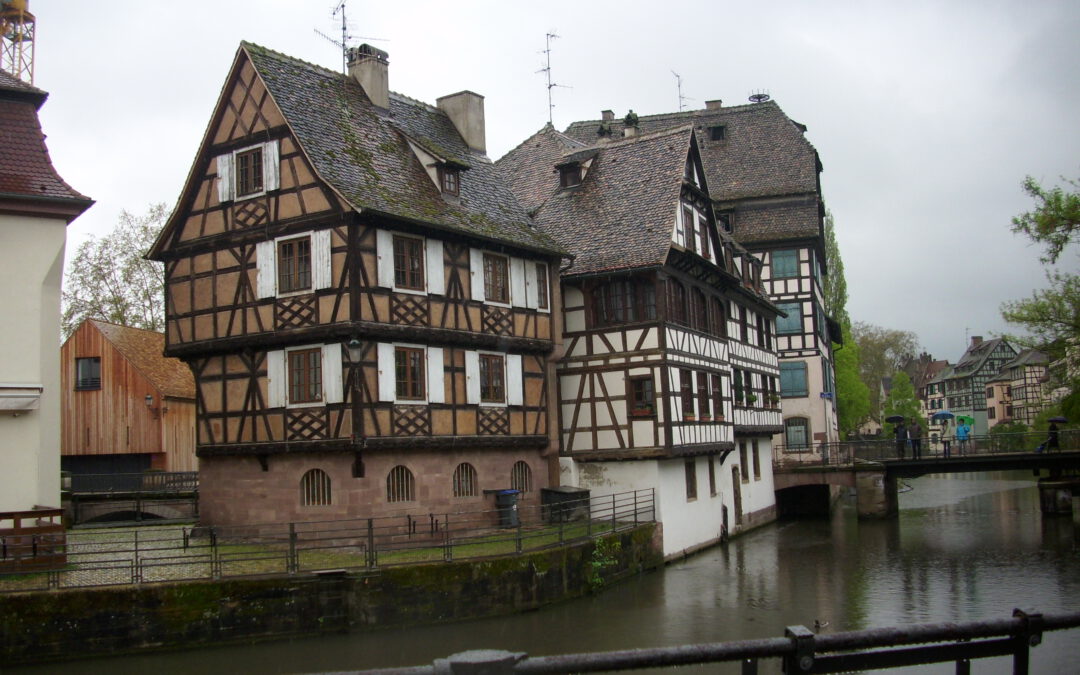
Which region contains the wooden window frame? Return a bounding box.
[439,165,460,196]
[752,440,761,481]
[287,347,323,405]
[711,374,723,420]
[697,371,711,421]
[479,353,506,404]
[483,253,510,305]
[75,357,101,390]
[680,368,695,420]
[394,346,426,401]
[535,263,550,310]
[708,456,717,497]
[667,280,687,326]
[559,165,582,188]
[698,214,711,259]
[277,236,312,294]
[629,376,655,417]
[682,206,695,250]
[691,287,707,332]
[785,417,810,449]
[392,235,425,291]
[776,302,802,335]
[709,125,726,141]
[739,442,750,483]
[709,297,727,338]
[235,145,264,198]
[780,361,809,398]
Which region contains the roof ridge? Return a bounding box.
[389,90,441,114]
[587,123,693,150]
[89,318,165,336]
[566,101,774,129]
[241,41,340,79]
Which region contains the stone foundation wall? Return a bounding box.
[0,525,661,666]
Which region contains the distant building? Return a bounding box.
[0,71,92,527]
[944,336,1017,435]
[999,349,1050,427]
[61,319,196,475]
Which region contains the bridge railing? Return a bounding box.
[775,429,1079,468]
[64,471,199,495]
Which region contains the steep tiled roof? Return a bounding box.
[0,73,92,205]
[513,125,694,276]
[92,320,195,399]
[495,125,586,216]
[564,102,819,200]
[949,338,1015,378]
[242,43,562,256]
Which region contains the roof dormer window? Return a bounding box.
[439,165,460,196]
[709,125,726,141]
[559,164,582,188]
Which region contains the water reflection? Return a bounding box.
[11,472,1079,674]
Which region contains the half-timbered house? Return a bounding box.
[0,71,92,528]
[944,336,1017,435]
[497,122,782,556]
[149,43,564,527]
[563,101,841,463]
[61,319,197,475]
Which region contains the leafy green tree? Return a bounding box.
[62,203,167,337]
[852,323,920,422]
[1011,175,1080,264]
[822,211,849,326]
[882,371,920,425]
[835,319,871,437]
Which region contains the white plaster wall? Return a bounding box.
[737,437,776,515]
[0,214,66,512]
[777,356,838,447]
[656,457,726,556]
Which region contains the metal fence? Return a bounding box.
[333,609,1080,674]
[774,429,1080,469]
[64,471,199,494]
[0,489,654,593]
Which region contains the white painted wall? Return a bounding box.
[0,214,67,512]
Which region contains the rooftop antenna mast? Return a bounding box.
[537,31,569,126]
[314,1,387,75]
[672,70,692,111]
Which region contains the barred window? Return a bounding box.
[453,463,478,497]
[510,461,532,493]
[300,469,331,506]
[387,465,415,503]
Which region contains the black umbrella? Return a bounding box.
[885,415,905,423]
[1048,416,1067,423]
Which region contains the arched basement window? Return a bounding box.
[300,468,331,506]
[387,465,415,503]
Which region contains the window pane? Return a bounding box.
[480,354,505,403]
[785,417,810,448]
[278,237,312,293]
[393,236,425,290]
[779,361,808,397]
[288,348,322,404]
[75,357,101,390]
[483,254,509,303]
[395,347,425,400]
[535,263,549,310]
[236,147,264,196]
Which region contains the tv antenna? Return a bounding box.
[672,71,693,111]
[536,31,570,126]
[314,1,387,75]
[749,89,771,104]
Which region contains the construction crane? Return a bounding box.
[0,0,35,84]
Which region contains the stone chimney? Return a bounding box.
[601,110,614,121]
[437,91,486,154]
[705,99,723,110]
[971,336,983,348]
[347,44,390,111]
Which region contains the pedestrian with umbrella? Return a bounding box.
[1047,416,1066,453]
[887,414,907,460]
[956,417,973,456]
[932,411,955,458]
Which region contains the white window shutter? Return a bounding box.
[465,350,480,404]
[311,229,332,290]
[376,343,395,402]
[217,153,234,203]
[506,354,523,406]
[427,347,445,403]
[524,262,537,309]
[376,229,394,288]
[469,248,485,301]
[426,238,445,295]
[267,350,285,407]
[256,240,276,298]
[322,343,343,404]
[262,140,280,192]
[510,257,527,308]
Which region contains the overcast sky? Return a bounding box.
[30,0,1080,362]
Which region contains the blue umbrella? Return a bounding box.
[931,411,955,422]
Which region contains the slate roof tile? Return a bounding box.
[242,43,562,256]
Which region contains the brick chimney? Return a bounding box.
[601,110,614,121]
[437,91,486,154]
[971,336,983,348]
[705,99,723,110]
[347,44,389,110]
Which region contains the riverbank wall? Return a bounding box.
[0,525,661,666]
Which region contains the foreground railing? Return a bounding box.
[332,609,1080,674]
[775,429,1080,469]
[0,489,654,592]
[64,471,199,494]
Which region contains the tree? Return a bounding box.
[881,371,920,425]
[834,319,871,437]
[62,203,167,337]
[822,210,849,326]
[1011,175,1080,264]
[851,322,920,422]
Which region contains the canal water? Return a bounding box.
[13,471,1080,673]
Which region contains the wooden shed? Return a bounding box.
[61,319,196,474]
